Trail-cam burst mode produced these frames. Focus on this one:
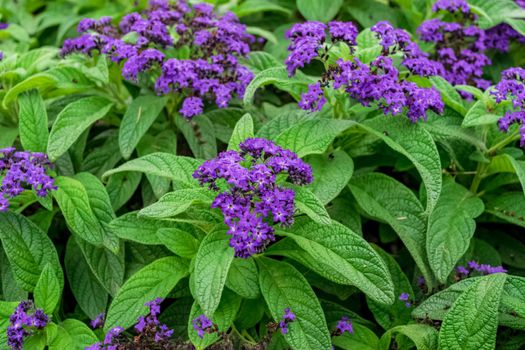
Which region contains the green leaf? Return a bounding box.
[439,273,506,350]
[427,181,485,282]
[485,192,525,228]
[258,257,332,350]
[486,154,525,196]
[64,238,107,320]
[105,256,189,332]
[174,114,217,159]
[18,89,49,152]
[429,76,467,115]
[110,212,177,245]
[102,153,200,186]
[296,0,343,22]
[0,211,63,292]
[76,237,125,297]
[359,115,442,214]
[306,150,354,205]
[227,113,254,151]
[157,227,201,258]
[139,188,215,219]
[469,0,525,28]
[194,230,234,316]
[349,173,434,288]
[234,0,292,17]
[243,67,314,105]
[257,109,315,140]
[292,186,332,225]
[119,95,167,159]
[0,301,21,346]
[0,126,18,148]
[34,264,62,314]
[61,319,99,350]
[380,324,438,350]
[280,219,395,304]
[47,96,113,161]
[275,119,353,157]
[332,323,380,350]
[2,73,56,107]
[106,172,142,211]
[462,99,502,127]
[225,258,259,299]
[367,246,414,330]
[53,176,105,246]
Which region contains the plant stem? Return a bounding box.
[486,129,521,154]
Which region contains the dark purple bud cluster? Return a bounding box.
[399,292,412,308]
[192,314,214,339]
[334,316,354,336]
[7,301,49,350]
[61,0,254,119]
[456,260,508,276]
[0,148,57,212]
[285,20,444,121]
[193,138,312,258]
[87,298,174,349]
[416,0,492,95]
[492,68,525,146]
[278,308,296,334]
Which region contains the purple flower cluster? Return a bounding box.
[87,298,174,349]
[0,148,56,212]
[492,68,525,146]
[416,1,492,93]
[192,314,214,338]
[285,20,444,120]
[332,56,444,121]
[86,326,124,350]
[334,316,354,336]
[7,301,48,350]
[61,0,254,118]
[193,138,313,258]
[285,21,357,77]
[399,292,411,308]
[279,308,296,334]
[90,313,105,329]
[456,260,508,276]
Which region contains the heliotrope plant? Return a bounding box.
[2,0,525,349]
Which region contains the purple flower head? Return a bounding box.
[432,0,471,14]
[285,21,327,76]
[456,265,470,275]
[61,1,254,119]
[7,301,49,350]
[399,292,411,307]
[299,82,326,112]
[279,308,296,335]
[0,22,8,30]
[457,260,508,277]
[193,138,312,258]
[328,21,358,45]
[90,313,105,329]
[192,314,214,339]
[335,316,354,336]
[133,298,173,342]
[371,21,397,51]
[0,149,57,212]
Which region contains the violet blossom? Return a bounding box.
[61,0,254,119]
[7,301,49,350]
[0,148,57,212]
[193,138,313,258]
[334,316,354,336]
[192,314,214,338]
[279,308,296,334]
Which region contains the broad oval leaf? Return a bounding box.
[0,212,63,292]
[349,173,434,288]
[194,230,234,316]
[139,188,216,219]
[359,115,442,214]
[47,96,113,161]
[105,256,189,332]
[296,0,343,22]
[280,219,395,304]
[34,263,62,314]
[225,258,260,299]
[292,186,332,225]
[427,181,484,283]
[439,273,507,350]
[119,95,167,159]
[257,257,332,350]
[18,89,49,153]
[227,113,254,151]
[380,324,438,350]
[429,76,466,115]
